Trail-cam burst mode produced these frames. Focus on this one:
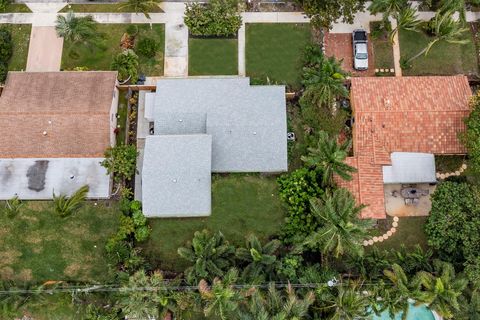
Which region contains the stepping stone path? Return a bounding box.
[363,216,399,246]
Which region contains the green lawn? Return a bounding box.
[3,4,31,12]
[60,3,163,13]
[189,38,238,75]
[370,22,394,71]
[246,23,311,88]
[62,24,165,76]
[0,201,119,283]
[371,216,429,251]
[2,24,31,71]
[399,28,478,76]
[142,175,285,272]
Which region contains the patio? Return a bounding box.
[384,183,437,217]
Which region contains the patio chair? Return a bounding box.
[404,198,413,205]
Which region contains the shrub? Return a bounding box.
[184,0,242,37]
[462,93,480,177]
[0,0,12,13]
[3,196,23,217]
[52,185,89,217]
[111,49,139,83]
[0,27,13,62]
[277,167,325,243]
[136,37,158,58]
[101,144,138,182]
[126,24,139,37]
[0,63,7,83]
[425,181,480,264]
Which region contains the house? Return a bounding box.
[140,77,288,217]
[0,71,119,199]
[339,76,472,219]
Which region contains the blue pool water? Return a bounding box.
[370,303,436,320]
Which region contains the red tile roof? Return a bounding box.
[0,71,118,158]
[340,76,472,219]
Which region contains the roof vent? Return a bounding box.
[42,131,47,136]
[172,179,177,183]
[384,98,391,109]
[253,131,257,135]
[178,119,183,122]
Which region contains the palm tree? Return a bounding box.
[3,195,23,217]
[317,281,370,320]
[177,230,236,284]
[118,270,177,319]
[438,0,480,24]
[378,263,422,319]
[391,244,433,275]
[301,131,356,186]
[300,188,373,258]
[199,268,241,320]
[301,46,349,109]
[52,185,89,217]
[389,5,421,43]
[238,283,315,319]
[118,0,158,19]
[235,235,280,283]
[368,0,408,21]
[55,12,100,48]
[416,260,468,319]
[346,246,390,279]
[406,10,469,63]
[456,286,480,320]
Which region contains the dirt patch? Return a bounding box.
[0,249,22,267]
[18,269,32,282]
[64,263,82,277]
[32,247,42,254]
[0,267,14,279]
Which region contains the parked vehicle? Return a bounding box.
[353,29,368,70]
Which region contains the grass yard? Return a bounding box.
[3,4,31,12]
[2,24,31,71]
[59,3,163,13]
[371,216,429,251]
[116,92,129,146]
[370,22,394,71]
[62,24,165,76]
[0,201,119,283]
[142,175,285,272]
[399,28,478,76]
[189,38,238,76]
[246,23,311,88]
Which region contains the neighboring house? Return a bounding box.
[0,71,119,199]
[141,77,288,217]
[339,76,472,219]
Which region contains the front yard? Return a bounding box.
[62,24,165,76]
[142,175,285,272]
[189,38,238,75]
[370,22,395,72]
[399,28,478,76]
[246,23,311,88]
[2,24,31,71]
[0,202,119,282]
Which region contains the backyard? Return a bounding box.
[189,38,238,75]
[2,24,31,71]
[246,23,311,88]
[142,174,285,272]
[399,28,478,76]
[0,201,119,283]
[62,24,165,76]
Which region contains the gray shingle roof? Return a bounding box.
[142,135,212,217]
[153,77,288,172]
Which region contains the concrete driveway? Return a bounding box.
[26,26,63,72]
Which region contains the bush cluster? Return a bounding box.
[111,49,139,84]
[184,0,242,37]
[277,167,325,243]
[136,37,158,58]
[0,27,13,82]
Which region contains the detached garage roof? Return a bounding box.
[142,135,212,217]
[0,71,118,158]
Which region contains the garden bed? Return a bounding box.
[61,24,165,76]
[246,23,311,88]
[399,27,478,76]
[0,201,119,282]
[141,175,285,272]
[188,38,238,75]
[2,24,31,71]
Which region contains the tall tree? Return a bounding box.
[316,281,370,320]
[296,0,366,29]
[416,260,468,319]
[300,188,372,258]
[235,235,280,283]
[389,5,421,43]
[118,0,158,19]
[368,0,408,21]
[177,230,236,283]
[55,12,100,48]
[301,131,356,186]
[406,10,469,63]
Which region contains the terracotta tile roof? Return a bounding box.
[342,76,472,219]
[0,71,117,158]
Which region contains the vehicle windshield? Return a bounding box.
[356,52,368,59]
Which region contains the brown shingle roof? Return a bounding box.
[340,76,472,219]
[0,71,117,158]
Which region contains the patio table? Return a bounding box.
[400,188,421,199]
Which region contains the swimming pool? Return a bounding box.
[370,303,439,320]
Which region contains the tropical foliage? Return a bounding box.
[55,12,101,48]
[296,0,366,29]
[0,27,12,82]
[3,196,23,217]
[185,0,242,37]
[235,235,280,282]
[101,144,138,182]
[110,49,139,84]
[118,0,158,19]
[462,92,480,177]
[52,185,89,217]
